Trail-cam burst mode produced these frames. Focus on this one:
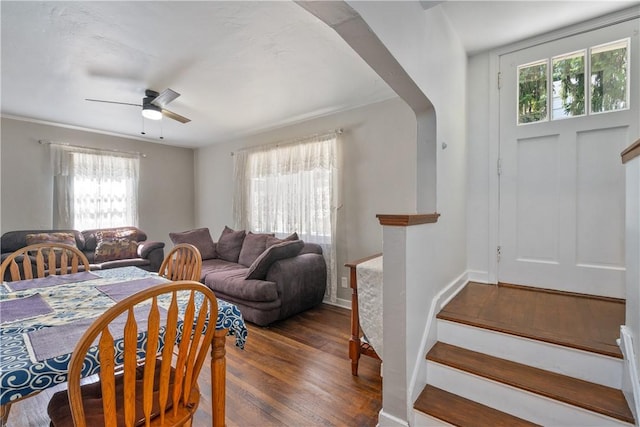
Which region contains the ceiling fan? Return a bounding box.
[86,88,191,123]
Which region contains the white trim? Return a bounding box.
[428,362,634,426]
[487,48,500,285]
[619,326,640,425]
[466,269,490,284]
[408,270,468,405]
[378,409,410,427]
[438,319,623,388]
[322,296,351,310]
[1,114,171,146]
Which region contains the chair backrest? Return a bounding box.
[0,243,91,281]
[66,280,218,427]
[158,243,202,282]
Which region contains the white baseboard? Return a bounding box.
[413,411,454,426]
[322,296,350,309]
[377,409,410,427]
[467,269,490,283]
[408,270,469,404]
[619,325,640,424]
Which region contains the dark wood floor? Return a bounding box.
[5,304,382,427]
[437,282,625,358]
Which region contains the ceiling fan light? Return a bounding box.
[142,104,162,120]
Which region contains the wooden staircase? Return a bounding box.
[414,282,634,426]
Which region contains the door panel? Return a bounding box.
[498,19,638,298]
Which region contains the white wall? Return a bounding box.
[466,53,492,281]
[344,2,468,425]
[194,97,417,303]
[1,117,195,245]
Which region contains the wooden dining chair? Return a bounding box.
[0,243,90,281]
[47,280,218,427]
[158,243,202,282]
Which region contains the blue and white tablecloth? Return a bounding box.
[0,266,247,405]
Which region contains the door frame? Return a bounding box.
[486,6,640,284]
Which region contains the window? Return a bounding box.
[233,133,338,301]
[51,144,140,230]
[518,38,629,124]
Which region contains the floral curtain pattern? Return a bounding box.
[233,133,339,302]
[51,144,139,230]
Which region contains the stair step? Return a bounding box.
[415,385,541,427]
[437,318,623,388]
[437,282,624,358]
[427,342,634,424]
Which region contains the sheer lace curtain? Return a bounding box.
[233,133,339,302]
[50,144,140,230]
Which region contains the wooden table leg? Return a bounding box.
[0,403,11,427]
[211,329,228,427]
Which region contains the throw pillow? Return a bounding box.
[216,226,246,263]
[25,232,77,248]
[246,239,304,280]
[169,227,217,260]
[94,230,138,263]
[266,232,299,248]
[238,232,274,267]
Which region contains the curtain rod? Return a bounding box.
[230,128,343,157]
[38,139,147,158]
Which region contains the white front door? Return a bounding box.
[498,18,639,298]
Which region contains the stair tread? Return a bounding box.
[437,282,623,358]
[415,384,541,427]
[427,342,634,424]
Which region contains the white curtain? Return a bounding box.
[233,133,339,302]
[51,144,139,230]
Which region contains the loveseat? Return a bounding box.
[170,227,327,326]
[1,227,165,275]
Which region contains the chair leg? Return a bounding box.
[0,403,11,427]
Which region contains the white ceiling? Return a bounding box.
[2,1,638,148]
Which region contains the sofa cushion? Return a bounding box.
[25,232,77,248]
[238,232,274,267]
[94,230,139,263]
[200,258,246,281]
[82,227,145,252]
[246,240,304,280]
[169,228,217,260]
[1,230,85,252]
[204,268,278,302]
[216,226,245,263]
[265,232,299,248]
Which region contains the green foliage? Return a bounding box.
[591,46,628,112]
[519,63,547,123]
[552,55,585,116]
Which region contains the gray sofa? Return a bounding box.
[170,227,327,326]
[1,227,165,274]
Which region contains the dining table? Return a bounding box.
[0,265,247,427]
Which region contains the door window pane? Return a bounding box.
[518,60,548,124]
[590,39,629,113]
[552,51,586,120]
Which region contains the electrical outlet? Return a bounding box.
[341,276,348,288]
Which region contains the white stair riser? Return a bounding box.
[427,362,633,427]
[413,411,455,427]
[437,319,623,389]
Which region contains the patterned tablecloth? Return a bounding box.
[0,266,247,406]
[356,255,383,357]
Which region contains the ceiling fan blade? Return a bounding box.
[162,108,191,123]
[86,98,141,107]
[151,88,180,107]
